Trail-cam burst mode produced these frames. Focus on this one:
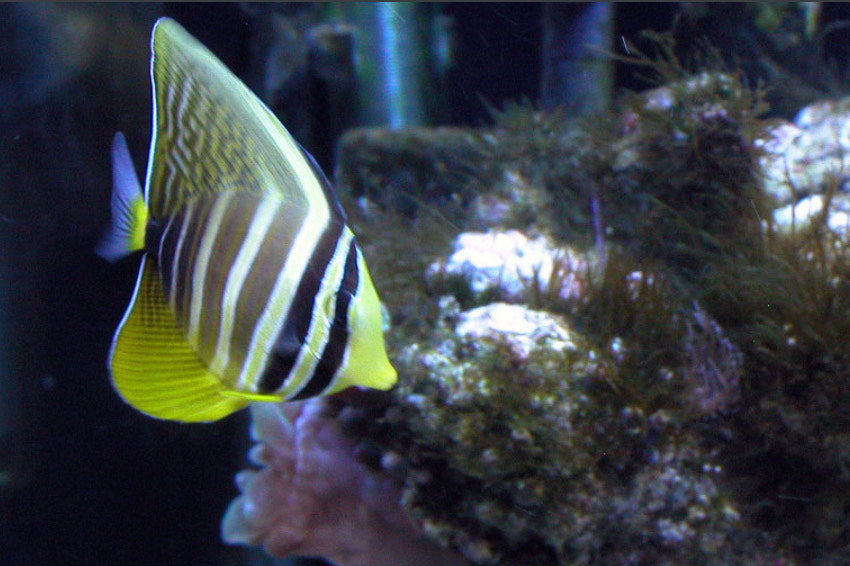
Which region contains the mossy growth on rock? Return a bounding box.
[337,32,850,564]
[336,127,485,222]
[350,290,749,565]
[697,209,850,555]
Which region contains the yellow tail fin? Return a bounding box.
[96,132,148,262]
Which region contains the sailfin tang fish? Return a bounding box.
[98,18,396,422]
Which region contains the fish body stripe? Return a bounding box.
[290,238,359,400]
[195,193,262,365]
[154,191,304,380]
[156,195,210,340]
[208,196,281,376]
[278,228,355,399]
[187,191,233,352]
[261,217,345,391]
[257,216,346,394]
[150,176,354,400]
[235,194,331,391]
[172,197,215,327]
[225,197,305,382]
[263,227,355,399]
[159,202,192,311]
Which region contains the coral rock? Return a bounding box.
[759,97,850,204]
[222,399,466,566]
[427,230,586,304]
[454,302,576,361]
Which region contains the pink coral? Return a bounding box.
[222,398,465,566]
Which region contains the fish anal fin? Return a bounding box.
[109,257,249,422]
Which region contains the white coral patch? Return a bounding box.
[454,302,576,359]
[428,229,584,302]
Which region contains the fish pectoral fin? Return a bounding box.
[108,257,249,422]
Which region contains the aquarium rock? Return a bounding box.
[454,302,576,360]
[758,96,850,241]
[349,292,755,565]
[222,400,465,566]
[771,194,823,230]
[335,126,484,220]
[427,230,585,304]
[759,97,850,215]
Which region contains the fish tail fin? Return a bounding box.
[96,132,149,262]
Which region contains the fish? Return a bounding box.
[97,17,397,422]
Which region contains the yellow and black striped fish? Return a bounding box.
[98,18,396,422]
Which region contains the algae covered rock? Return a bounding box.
[335,126,485,220]
[386,299,599,564]
[357,298,746,565]
[759,97,850,205]
[758,96,850,241]
[228,38,850,563]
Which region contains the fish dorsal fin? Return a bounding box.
[146,17,330,224]
[297,142,347,222]
[109,256,249,422]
